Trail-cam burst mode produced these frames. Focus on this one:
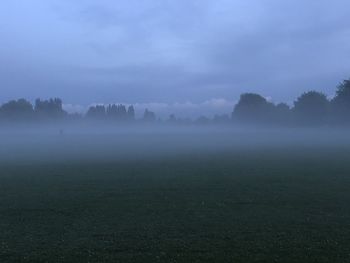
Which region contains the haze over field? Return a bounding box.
[0,126,349,165]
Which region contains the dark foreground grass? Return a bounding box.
[1,147,350,262]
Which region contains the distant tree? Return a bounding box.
[232,93,275,124]
[293,91,329,125]
[275,103,290,112]
[118,105,127,120]
[0,99,34,120]
[106,104,116,119]
[274,103,291,125]
[331,79,350,123]
[127,105,135,121]
[86,105,106,119]
[143,109,156,122]
[34,98,67,119]
[106,104,127,120]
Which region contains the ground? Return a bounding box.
[1,134,350,262]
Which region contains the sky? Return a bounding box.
[0,0,350,117]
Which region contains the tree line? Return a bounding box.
[0,98,156,123]
[1,78,350,126]
[232,79,350,126]
[0,98,66,121]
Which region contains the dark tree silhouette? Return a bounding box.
[0,99,34,120]
[143,109,156,122]
[232,93,275,124]
[106,104,128,120]
[127,105,135,121]
[331,79,350,123]
[293,91,329,125]
[274,103,291,125]
[3,77,350,127]
[35,98,67,119]
[86,105,106,119]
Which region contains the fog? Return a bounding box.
[0,123,349,165]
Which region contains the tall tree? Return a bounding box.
[331,79,350,123]
[86,105,106,119]
[232,93,275,124]
[143,109,156,122]
[0,99,34,120]
[293,91,329,125]
[127,105,135,121]
[106,104,128,120]
[34,98,67,119]
[274,103,291,125]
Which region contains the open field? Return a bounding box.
[1,129,350,262]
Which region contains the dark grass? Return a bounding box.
[1,147,350,262]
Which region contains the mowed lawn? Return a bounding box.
[1,146,350,262]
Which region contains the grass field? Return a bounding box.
[1,130,350,262]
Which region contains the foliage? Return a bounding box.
[331,79,350,123]
[35,98,67,119]
[86,105,106,119]
[232,93,276,124]
[1,77,350,126]
[293,91,329,125]
[143,109,156,122]
[0,99,34,120]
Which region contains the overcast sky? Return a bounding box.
[0,0,350,117]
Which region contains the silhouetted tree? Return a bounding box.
[0,99,34,120]
[293,91,329,125]
[107,104,128,120]
[7,77,350,127]
[86,105,106,119]
[232,93,275,124]
[127,105,135,121]
[35,98,67,119]
[331,79,350,124]
[143,109,156,122]
[274,103,291,125]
